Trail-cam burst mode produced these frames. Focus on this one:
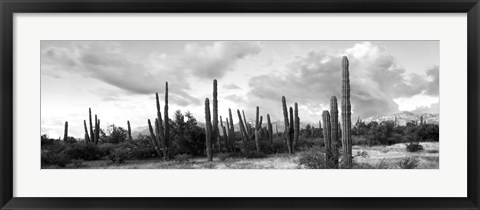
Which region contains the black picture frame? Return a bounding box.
[1,0,479,209]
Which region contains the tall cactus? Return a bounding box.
[127,120,132,141]
[83,120,90,144]
[267,114,273,150]
[420,116,424,125]
[330,96,339,168]
[237,109,249,152]
[228,108,235,151]
[341,56,352,168]
[212,79,220,150]
[164,82,170,160]
[155,92,165,156]
[322,111,332,168]
[242,110,251,138]
[95,117,100,145]
[63,121,68,142]
[226,117,231,152]
[205,98,213,161]
[282,96,291,152]
[294,103,299,145]
[220,116,228,151]
[288,107,295,154]
[89,108,94,143]
[148,119,162,156]
[254,106,262,152]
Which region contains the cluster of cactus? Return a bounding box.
[237,109,249,152]
[282,96,299,154]
[83,108,100,145]
[147,82,170,160]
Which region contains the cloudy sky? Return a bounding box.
[41,41,439,138]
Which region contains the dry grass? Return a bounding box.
[57,142,439,169]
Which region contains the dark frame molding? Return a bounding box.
[1,0,479,209]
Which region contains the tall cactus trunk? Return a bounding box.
[282,96,292,153]
[322,111,332,168]
[288,107,295,154]
[237,109,249,152]
[341,56,352,168]
[205,98,213,161]
[83,120,90,144]
[294,103,299,146]
[267,114,273,151]
[155,92,165,158]
[95,117,100,145]
[212,79,220,151]
[228,108,235,152]
[127,120,132,141]
[89,108,94,143]
[330,96,339,168]
[275,125,278,138]
[242,110,251,138]
[164,82,170,160]
[254,106,261,152]
[148,119,162,157]
[420,116,424,125]
[220,116,228,152]
[63,121,68,142]
[226,117,231,152]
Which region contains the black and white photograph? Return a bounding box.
[40,40,439,169]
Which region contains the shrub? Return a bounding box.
[397,157,420,169]
[242,151,267,159]
[41,150,71,168]
[175,154,192,163]
[64,143,112,160]
[108,148,131,164]
[72,160,84,168]
[217,153,232,161]
[298,150,327,169]
[406,142,424,152]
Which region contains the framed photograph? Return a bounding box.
[1,0,479,209]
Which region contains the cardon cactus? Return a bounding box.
[226,117,231,152]
[254,106,262,152]
[148,119,162,156]
[155,92,165,156]
[282,96,293,153]
[205,98,213,161]
[127,120,132,141]
[420,116,424,125]
[63,121,68,142]
[294,103,299,145]
[83,120,90,144]
[228,108,235,151]
[322,110,332,167]
[267,114,273,150]
[164,82,170,160]
[212,79,220,150]
[220,116,228,151]
[341,56,353,168]
[330,96,339,168]
[89,108,94,143]
[288,107,295,154]
[242,110,251,138]
[95,117,100,145]
[237,109,249,152]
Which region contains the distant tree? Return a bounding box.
[102,124,128,144]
